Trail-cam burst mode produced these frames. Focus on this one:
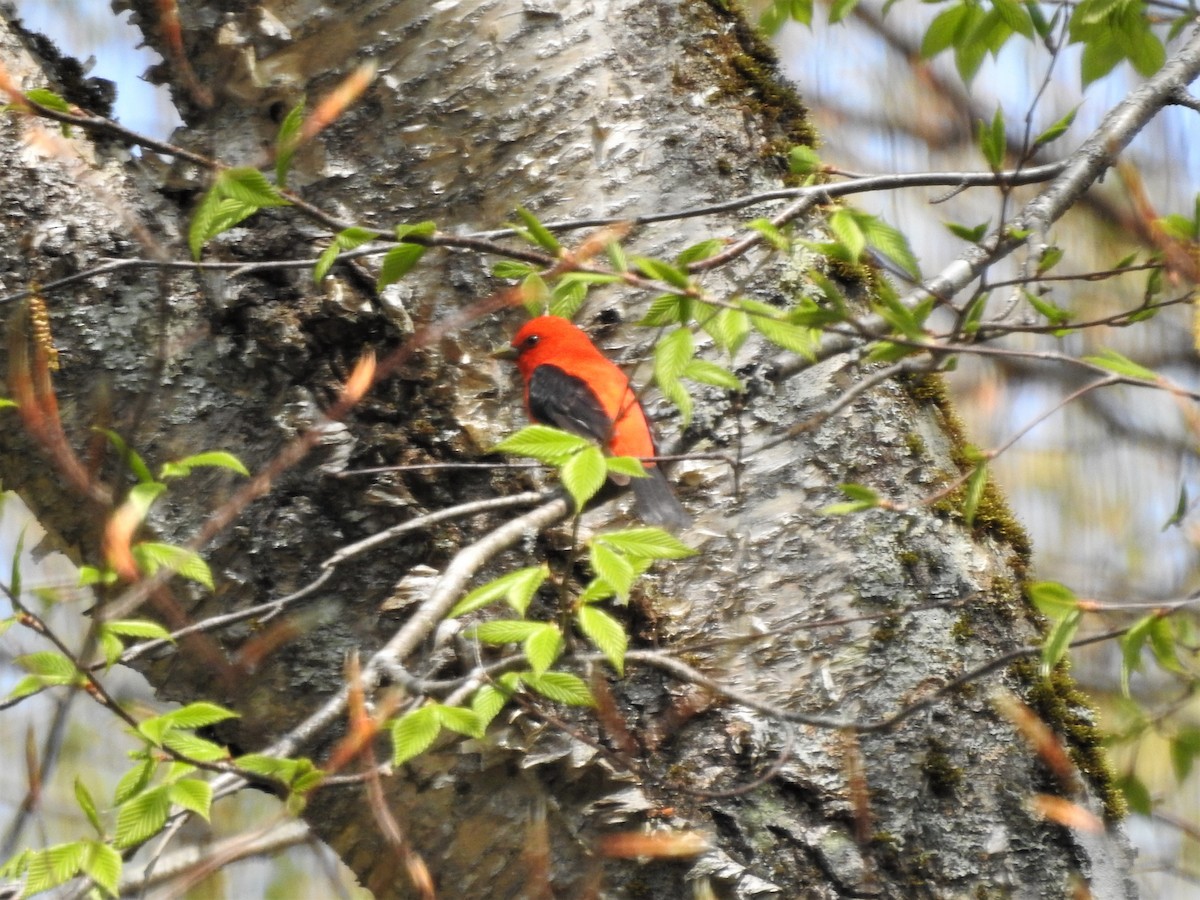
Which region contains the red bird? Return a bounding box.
[497,315,689,530]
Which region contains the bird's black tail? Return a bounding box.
[631,466,690,531]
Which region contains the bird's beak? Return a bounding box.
[491,344,518,361]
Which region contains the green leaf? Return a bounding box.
[921,3,971,58]
[1083,348,1157,381]
[25,87,71,113]
[493,260,535,280]
[828,0,858,23]
[596,527,695,560]
[633,256,691,290]
[104,619,173,641]
[577,577,616,604]
[992,0,1033,36]
[962,462,988,527]
[676,239,724,266]
[701,307,751,356]
[1148,615,1183,675]
[1079,32,1126,86]
[742,299,819,359]
[606,456,650,480]
[746,218,790,251]
[160,450,249,479]
[787,145,821,176]
[162,730,230,762]
[392,705,442,765]
[220,167,289,208]
[979,107,1006,170]
[1033,108,1077,148]
[1028,581,1078,619]
[160,701,240,730]
[469,619,546,644]
[639,294,692,327]
[132,542,214,590]
[114,758,155,805]
[514,207,561,254]
[1117,771,1151,815]
[1025,290,1072,327]
[1171,727,1200,782]
[828,208,866,261]
[274,99,305,186]
[590,542,636,600]
[168,779,213,820]
[99,428,155,484]
[1163,484,1188,531]
[22,842,86,895]
[377,243,428,290]
[471,684,508,729]
[863,215,921,280]
[654,327,694,387]
[75,778,105,838]
[436,705,483,739]
[562,444,608,511]
[821,483,880,515]
[493,425,590,465]
[1040,608,1081,677]
[115,785,171,849]
[524,624,564,675]
[550,277,588,319]
[314,227,381,283]
[945,220,990,243]
[683,358,744,391]
[577,605,627,675]
[521,271,550,315]
[394,221,437,242]
[521,671,594,706]
[1120,614,1155,696]
[450,565,549,618]
[13,650,80,684]
[81,841,122,896]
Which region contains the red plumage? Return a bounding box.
[501,316,689,529]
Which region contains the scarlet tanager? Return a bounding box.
[496,315,690,530]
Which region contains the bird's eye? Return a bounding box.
[521,334,540,350]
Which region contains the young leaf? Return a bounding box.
[979,107,1006,170]
[945,220,990,244]
[275,99,305,186]
[98,429,155,484]
[160,450,249,479]
[81,842,122,896]
[493,260,536,280]
[683,358,744,391]
[115,786,171,849]
[377,243,427,290]
[1083,348,1157,381]
[606,456,650,481]
[562,444,608,511]
[577,604,627,675]
[131,543,214,590]
[449,565,549,618]
[676,239,724,266]
[392,705,442,765]
[435,704,483,739]
[493,425,590,465]
[821,483,880,516]
[787,145,821,176]
[590,542,636,600]
[521,671,595,706]
[633,256,691,290]
[1040,608,1081,677]
[469,619,546,644]
[167,779,213,820]
[1028,581,1078,619]
[515,207,562,254]
[160,701,239,730]
[472,684,509,730]
[524,624,564,675]
[962,462,988,527]
[74,778,105,838]
[595,527,695,560]
[746,218,790,251]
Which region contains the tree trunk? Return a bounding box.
[0,1,1133,897]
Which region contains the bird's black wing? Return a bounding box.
[528,364,613,444]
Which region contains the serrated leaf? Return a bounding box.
[633,256,690,290]
[1117,771,1151,815]
[746,218,789,251]
[1171,727,1200,782]
[162,730,229,762]
[683,358,744,391]
[742,299,819,358]
[14,650,79,682]
[550,277,588,319]
[828,209,866,261]
[1162,484,1188,531]
[115,786,171,849]
[590,542,635,600]
[114,758,155,805]
[436,704,484,739]
[702,307,751,356]
[979,108,1006,170]
[493,425,590,465]
[562,444,607,511]
[103,619,173,641]
[493,260,536,280]
[945,220,990,243]
[23,842,86,895]
[394,221,437,241]
[524,624,564,675]
[577,605,627,675]
[863,216,921,279]
[521,671,594,706]
[1025,290,1072,326]
[1083,348,1157,381]
[1041,608,1081,677]
[98,428,155,484]
[392,706,442,765]
[471,685,508,729]
[962,462,988,527]
[676,239,724,266]
[377,243,427,290]
[639,294,691,327]
[75,778,104,837]
[821,483,880,515]
[1148,615,1182,674]
[168,779,213,820]
[1028,581,1077,619]
[132,542,214,590]
[275,99,305,186]
[1033,107,1077,147]
[1120,614,1155,696]
[450,565,549,618]
[81,841,122,896]
[219,167,289,207]
[160,701,239,730]
[470,619,546,644]
[578,577,616,604]
[605,456,649,480]
[160,450,249,479]
[787,145,821,176]
[515,207,561,254]
[521,271,550,315]
[654,328,694,386]
[921,3,970,58]
[596,527,695,560]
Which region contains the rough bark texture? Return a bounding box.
[0,1,1133,897]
